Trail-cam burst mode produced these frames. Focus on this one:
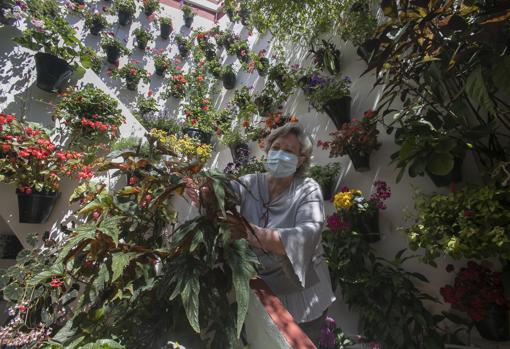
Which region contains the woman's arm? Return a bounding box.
[246,224,286,255]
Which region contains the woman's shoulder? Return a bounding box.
[295,176,322,198]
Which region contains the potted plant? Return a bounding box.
[404,183,510,264]
[253,84,288,116]
[136,95,159,117]
[165,71,187,99]
[308,162,340,200]
[159,16,172,39]
[223,156,266,177]
[318,110,380,172]
[254,49,269,76]
[181,4,194,28]
[441,262,509,342]
[222,0,238,22]
[238,1,250,25]
[218,114,250,163]
[84,12,108,36]
[328,181,391,243]
[216,29,238,51]
[390,113,466,185]
[232,39,250,63]
[100,34,130,64]
[0,115,86,223]
[205,58,222,79]
[303,74,351,128]
[152,49,171,76]
[175,34,191,58]
[222,65,236,90]
[13,15,95,92]
[181,97,219,145]
[114,0,136,25]
[308,39,341,75]
[231,86,257,123]
[53,85,125,150]
[133,27,153,50]
[112,60,150,91]
[268,62,299,94]
[142,0,159,16]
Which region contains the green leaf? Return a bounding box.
[224,240,257,337]
[181,273,200,333]
[52,319,77,343]
[426,152,454,176]
[111,252,139,282]
[465,66,496,114]
[211,177,226,216]
[492,56,510,97]
[93,263,110,294]
[3,282,22,302]
[99,216,122,243]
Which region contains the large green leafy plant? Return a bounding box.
[367,0,510,177]
[0,131,258,348]
[405,184,510,264]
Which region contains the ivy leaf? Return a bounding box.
[465,66,496,115]
[181,273,200,333]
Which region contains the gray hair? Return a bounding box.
[264,123,313,177]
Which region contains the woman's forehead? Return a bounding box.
[272,133,300,151]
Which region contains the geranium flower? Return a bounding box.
[49,278,63,288]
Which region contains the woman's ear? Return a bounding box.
[298,155,306,167]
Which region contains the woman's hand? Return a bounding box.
[218,213,250,240]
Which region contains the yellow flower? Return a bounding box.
[350,189,362,197]
[333,191,353,210]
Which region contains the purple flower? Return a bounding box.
[30,18,44,30]
[319,327,336,349]
[324,316,336,331]
[327,213,351,232]
[343,76,352,84]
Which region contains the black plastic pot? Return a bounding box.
[205,48,216,61]
[137,40,148,50]
[475,304,510,341]
[126,79,138,91]
[34,52,73,92]
[427,157,463,187]
[118,10,131,26]
[17,190,60,224]
[184,15,193,28]
[357,39,377,63]
[222,71,236,90]
[347,148,370,172]
[89,23,104,36]
[229,142,250,163]
[106,46,121,64]
[155,66,166,76]
[178,45,190,58]
[351,210,380,243]
[183,128,212,145]
[323,96,351,129]
[160,23,172,39]
[320,180,335,201]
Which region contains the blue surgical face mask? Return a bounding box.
[265,150,299,178]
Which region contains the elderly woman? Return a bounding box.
[229,123,335,345]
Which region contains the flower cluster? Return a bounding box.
[440,261,509,322]
[166,72,187,99]
[370,180,391,210]
[303,75,351,111]
[318,110,380,157]
[150,129,212,163]
[333,189,354,210]
[0,114,89,192]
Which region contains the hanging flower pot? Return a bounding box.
[257,57,269,77]
[178,44,190,58]
[160,22,172,39]
[184,15,193,28]
[239,7,250,25]
[118,10,131,26]
[320,180,335,201]
[357,39,377,63]
[126,79,139,91]
[427,157,463,187]
[350,210,380,243]
[34,52,74,92]
[17,189,60,224]
[183,128,212,145]
[229,142,250,163]
[105,46,121,64]
[155,66,166,77]
[322,96,351,129]
[347,148,370,172]
[254,95,273,115]
[475,304,510,341]
[222,70,237,90]
[137,40,147,50]
[89,23,104,36]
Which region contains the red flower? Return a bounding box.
[24,187,33,194]
[242,120,249,128]
[19,149,30,157]
[128,176,138,185]
[148,89,153,97]
[202,106,209,111]
[49,278,63,288]
[2,144,11,152]
[197,75,204,81]
[17,304,28,312]
[202,99,209,104]
[78,166,94,180]
[191,119,197,125]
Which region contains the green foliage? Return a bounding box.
[136,95,158,116]
[404,184,510,264]
[338,0,376,46]
[159,16,172,25]
[181,4,194,18]
[100,35,130,56]
[223,156,266,177]
[309,40,342,75]
[323,230,445,348]
[133,27,153,46]
[114,0,136,15]
[304,75,351,112]
[54,84,125,150]
[84,12,108,30]
[308,162,340,192]
[111,136,150,158]
[142,0,159,14]
[368,0,510,174]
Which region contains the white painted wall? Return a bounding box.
[0,2,508,348]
